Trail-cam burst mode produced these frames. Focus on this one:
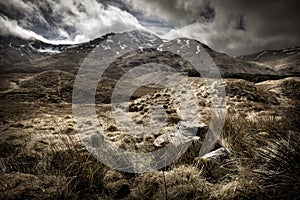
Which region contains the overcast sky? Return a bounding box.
[0,0,299,55]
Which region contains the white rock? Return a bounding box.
[201,147,230,161]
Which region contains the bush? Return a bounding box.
[187,69,201,77]
[222,73,292,83]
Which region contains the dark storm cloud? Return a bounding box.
[0,0,299,55]
[123,0,300,55]
[214,1,300,41]
[124,0,215,26]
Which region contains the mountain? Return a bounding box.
[0,35,73,67]
[0,33,116,73]
[1,30,297,104]
[1,30,276,75]
[0,30,280,104]
[240,47,300,75]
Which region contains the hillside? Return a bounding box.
[241,47,300,75]
[0,31,299,199]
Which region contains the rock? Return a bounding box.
[166,109,176,114]
[195,147,230,179]
[65,115,72,119]
[257,131,270,137]
[153,134,172,147]
[64,127,74,134]
[200,147,230,161]
[179,121,208,137]
[107,125,118,132]
[153,122,207,148]
[129,104,144,112]
[167,114,181,124]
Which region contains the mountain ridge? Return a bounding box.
[240,47,300,75]
[0,30,282,76]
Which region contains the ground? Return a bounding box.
[0,70,299,199]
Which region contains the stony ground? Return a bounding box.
[0,72,299,199]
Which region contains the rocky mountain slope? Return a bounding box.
[241,47,300,75]
[0,35,72,67]
[0,31,278,75]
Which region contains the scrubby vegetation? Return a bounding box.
[221,73,292,83]
[1,71,299,199]
[186,69,201,77]
[185,68,298,83]
[185,68,295,83]
[1,111,299,199]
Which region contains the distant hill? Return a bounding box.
[240,47,300,75]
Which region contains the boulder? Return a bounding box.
[195,147,231,180]
[153,122,208,148]
[200,147,230,161]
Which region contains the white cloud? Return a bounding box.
[0,16,77,44]
[0,0,151,44]
[123,0,212,26]
[50,1,148,43]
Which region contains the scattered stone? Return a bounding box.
[153,122,207,148]
[153,134,171,147]
[155,93,161,98]
[65,115,72,119]
[129,105,139,112]
[65,127,74,134]
[257,131,270,137]
[195,147,230,179]
[166,109,176,114]
[107,125,118,132]
[201,147,229,159]
[167,114,181,124]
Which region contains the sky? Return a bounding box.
[0,0,299,55]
